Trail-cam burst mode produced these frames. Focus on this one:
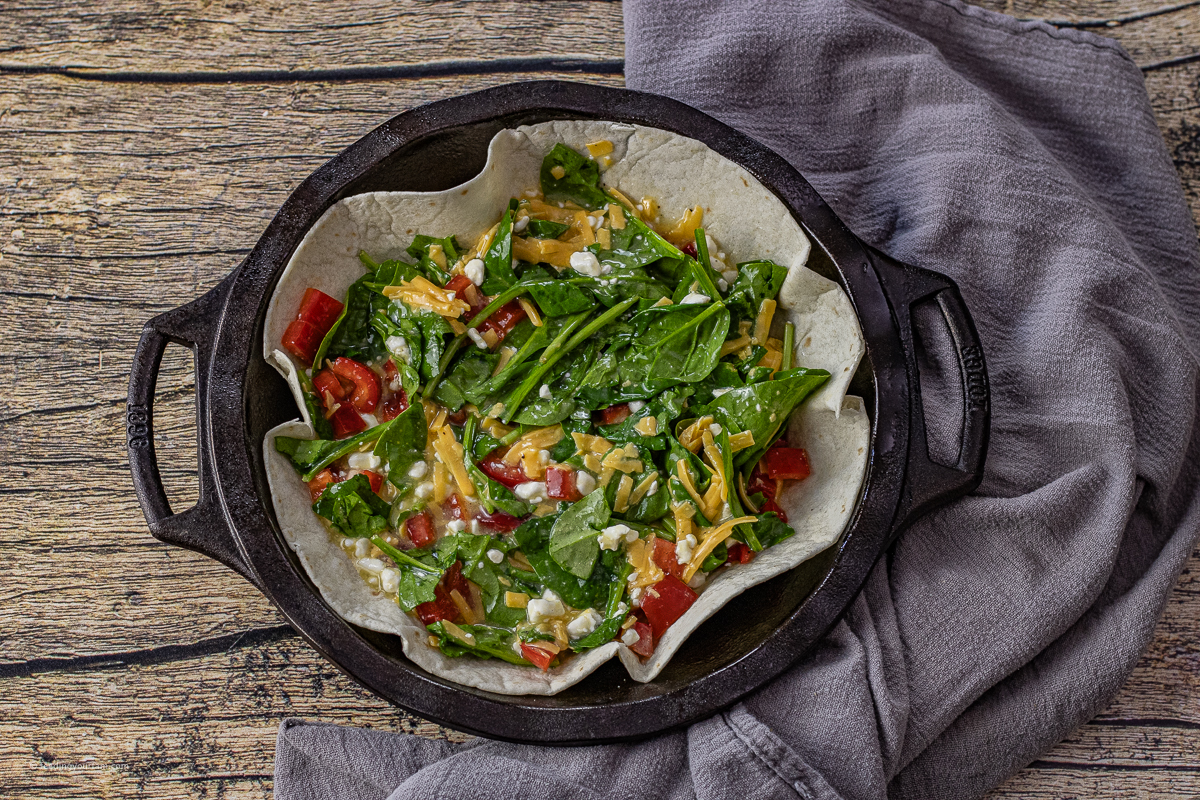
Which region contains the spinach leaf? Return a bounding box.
[513,516,607,609]
[373,402,426,491]
[370,309,422,395]
[724,260,789,322]
[275,420,393,482]
[525,277,597,317]
[598,213,683,272]
[607,459,670,524]
[715,423,759,550]
[697,369,830,470]
[462,415,534,519]
[511,341,596,427]
[700,541,729,572]
[540,143,607,210]
[295,368,334,439]
[368,535,444,610]
[595,388,690,451]
[480,201,519,295]
[570,559,633,652]
[691,362,744,406]
[548,490,610,579]
[312,474,389,538]
[426,621,529,666]
[619,301,730,388]
[313,271,383,368]
[450,534,527,628]
[525,219,571,239]
[431,347,499,410]
[575,263,673,309]
[406,234,460,285]
[384,299,454,384]
[751,512,795,549]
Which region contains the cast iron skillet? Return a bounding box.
[126,80,989,744]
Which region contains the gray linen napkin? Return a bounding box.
[274,0,1200,797]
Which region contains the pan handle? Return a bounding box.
[126,275,260,587]
[867,247,990,539]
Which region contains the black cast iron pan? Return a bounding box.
[126,80,989,744]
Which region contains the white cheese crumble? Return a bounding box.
[414,481,434,499]
[646,480,659,496]
[464,257,486,286]
[675,533,698,564]
[486,548,505,564]
[621,628,641,646]
[628,586,645,607]
[527,591,565,623]
[360,413,380,428]
[710,423,722,435]
[597,523,634,551]
[627,400,646,413]
[569,250,610,277]
[407,460,429,479]
[467,328,488,349]
[514,482,548,503]
[512,216,529,233]
[688,571,708,589]
[680,292,711,305]
[722,270,738,285]
[358,557,386,575]
[575,471,597,496]
[567,608,603,639]
[539,384,552,400]
[385,335,412,365]
[354,538,371,558]
[717,278,729,293]
[380,568,400,593]
[347,451,381,471]
[446,519,466,533]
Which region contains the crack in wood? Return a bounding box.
[0,624,297,679]
[0,56,625,84]
[1142,52,1200,72]
[1046,0,1200,27]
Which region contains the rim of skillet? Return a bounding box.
[202,80,910,744]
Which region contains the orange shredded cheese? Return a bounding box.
[683,516,758,583]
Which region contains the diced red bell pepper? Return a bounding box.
[313,369,349,404]
[379,389,410,422]
[445,493,467,521]
[361,470,384,495]
[641,575,698,640]
[475,507,525,533]
[725,541,755,565]
[629,621,655,658]
[446,407,468,427]
[330,357,381,414]
[761,446,811,481]
[595,403,632,427]
[329,402,366,438]
[307,468,338,503]
[545,465,581,501]
[520,643,557,671]
[760,498,788,523]
[680,241,698,258]
[414,561,468,625]
[651,537,686,580]
[406,510,436,548]
[479,450,527,489]
[745,465,778,502]
[445,273,489,316]
[281,288,344,364]
[477,300,527,344]
[383,359,400,388]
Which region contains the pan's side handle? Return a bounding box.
[868,247,990,539]
[127,276,260,586]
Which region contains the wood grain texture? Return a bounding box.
[0,1,1196,798]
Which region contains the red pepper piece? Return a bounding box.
[281,288,344,364]
[725,541,755,565]
[479,450,527,489]
[446,407,469,426]
[329,357,381,414]
[681,241,698,258]
[312,369,348,402]
[414,561,468,625]
[477,300,527,344]
[545,465,581,501]
[361,470,384,495]
[745,465,778,502]
[406,510,437,548]
[629,621,655,658]
[595,403,632,427]
[329,403,366,439]
[761,446,811,481]
[520,643,557,671]
[760,498,789,523]
[474,507,525,533]
[307,468,338,503]
[445,273,489,316]
[641,575,698,640]
[651,537,686,581]
[379,389,410,422]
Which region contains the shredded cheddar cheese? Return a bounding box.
[586,139,614,158]
[434,425,474,497]
[518,297,543,327]
[664,205,703,247]
[676,461,707,510]
[629,470,659,506]
[682,516,758,583]
[728,430,755,452]
[550,165,566,179]
[627,537,664,589]
[505,591,530,609]
[613,474,634,513]
[606,202,626,230]
[753,299,777,345]
[633,416,658,437]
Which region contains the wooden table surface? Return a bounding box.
[1,1,1196,797]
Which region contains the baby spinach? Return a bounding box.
[570,559,633,652]
[725,260,789,323]
[549,490,610,579]
[540,143,607,210]
[295,368,334,439]
[432,347,500,410]
[373,402,426,491]
[525,276,597,317]
[513,515,608,609]
[275,419,394,481]
[595,389,690,451]
[312,474,389,538]
[481,200,520,295]
[619,301,730,388]
[696,369,831,469]
[751,512,796,550]
[406,234,461,285]
[525,219,571,239]
[313,270,384,367]
[426,621,529,666]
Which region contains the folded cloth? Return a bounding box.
[274,1,1200,797]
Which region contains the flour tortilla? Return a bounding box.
[262,121,870,695]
